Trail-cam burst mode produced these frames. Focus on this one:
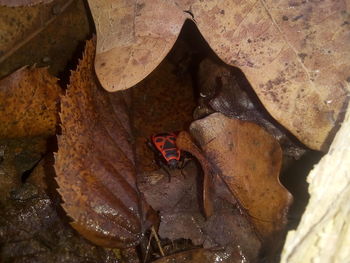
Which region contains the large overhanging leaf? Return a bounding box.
[88,0,350,150]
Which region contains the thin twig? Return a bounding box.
[151,226,165,257]
[143,229,153,263]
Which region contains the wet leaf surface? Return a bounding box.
[55,38,155,248]
[0,189,121,263]
[189,113,293,241]
[0,137,46,204]
[0,138,122,263]
[0,2,335,261]
[0,66,61,138]
[89,0,349,150]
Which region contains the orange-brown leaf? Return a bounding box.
[0,66,61,138]
[190,113,293,240]
[55,38,153,248]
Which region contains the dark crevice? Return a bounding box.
[21,157,43,183]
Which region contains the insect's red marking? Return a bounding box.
[151,133,181,168]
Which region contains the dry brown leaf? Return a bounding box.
[55,38,155,248]
[0,0,90,79]
[0,0,53,6]
[0,66,61,138]
[190,113,293,240]
[193,0,350,150]
[89,0,349,150]
[0,0,71,63]
[87,0,189,91]
[138,165,207,246]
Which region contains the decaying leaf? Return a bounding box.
[0,66,61,138]
[55,38,155,248]
[138,165,206,246]
[192,0,349,150]
[0,0,90,79]
[189,113,293,240]
[89,0,349,150]
[0,0,60,59]
[138,161,261,262]
[0,0,53,6]
[0,184,121,262]
[0,136,123,262]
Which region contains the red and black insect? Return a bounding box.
[147,132,186,180]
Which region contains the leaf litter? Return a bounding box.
[128,29,293,261]
[0,36,299,263]
[89,0,350,151]
[0,136,123,262]
[54,35,294,261]
[0,1,336,261]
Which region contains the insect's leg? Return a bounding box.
[179,152,192,179]
[146,139,159,154]
[179,157,187,179]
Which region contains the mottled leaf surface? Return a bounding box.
[89,0,350,150]
[87,0,188,91]
[0,0,90,79]
[190,113,293,240]
[55,38,153,248]
[0,66,61,138]
[0,0,53,6]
